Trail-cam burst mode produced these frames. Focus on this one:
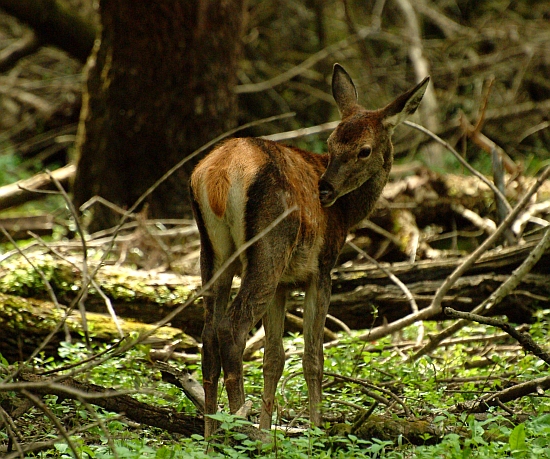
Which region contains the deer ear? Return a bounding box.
[382,76,430,129]
[332,64,359,118]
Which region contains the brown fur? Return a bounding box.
[191,138,268,218]
[190,64,429,437]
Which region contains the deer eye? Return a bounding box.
[358,146,372,159]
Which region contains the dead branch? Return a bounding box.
[0,31,42,72]
[451,203,496,235]
[155,361,205,413]
[453,374,550,414]
[444,307,550,366]
[11,370,204,436]
[410,224,550,361]
[460,113,517,175]
[0,164,75,212]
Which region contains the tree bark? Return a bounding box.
[72,0,246,232]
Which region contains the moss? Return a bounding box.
[0,291,197,348]
[0,252,198,307]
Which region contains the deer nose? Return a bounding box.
[319,179,335,206]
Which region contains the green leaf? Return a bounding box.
[509,423,527,451]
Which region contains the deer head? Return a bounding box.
[319,64,429,207]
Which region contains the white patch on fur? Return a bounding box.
[197,181,235,270]
[196,169,255,276]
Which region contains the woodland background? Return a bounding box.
[0,0,549,457]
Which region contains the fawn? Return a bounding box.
[190,64,429,436]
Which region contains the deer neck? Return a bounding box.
[337,155,393,228]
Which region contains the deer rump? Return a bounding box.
[191,137,332,284]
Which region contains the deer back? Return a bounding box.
[191,137,331,282]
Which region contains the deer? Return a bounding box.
[190,64,429,437]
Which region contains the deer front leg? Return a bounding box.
[302,274,332,427]
[259,286,287,430]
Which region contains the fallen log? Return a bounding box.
[7,367,527,445]
[13,370,204,436]
[0,291,197,362]
[0,233,548,345]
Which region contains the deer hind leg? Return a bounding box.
[202,264,237,437]
[259,285,287,430]
[217,235,292,416]
[195,205,238,437]
[302,272,332,427]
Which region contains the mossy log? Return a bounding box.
[328,413,511,445]
[0,253,206,337]
[0,171,548,347]
[0,291,197,362]
[0,232,548,348]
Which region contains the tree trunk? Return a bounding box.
[73,0,246,232]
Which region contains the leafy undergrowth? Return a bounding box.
[2,312,550,458]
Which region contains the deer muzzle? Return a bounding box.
[318,179,337,207]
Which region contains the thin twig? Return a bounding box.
[347,240,424,342]
[325,314,352,335]
[0,405,24,455]
[444,308,550,366]
[26,231,124,338]
[411,224,550,361]
[263,120,338,142]
[76,397,121,459]
[235,27,373,94]
[47,170,91,346]
[404,120,512,213]
[21,390,81,459]
[324,371,410,417]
